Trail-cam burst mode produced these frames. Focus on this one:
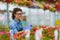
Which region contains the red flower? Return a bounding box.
[54,26,60,30]
[44,3,50,10]
[55,2,60,11]
[13,34,18,38]
[17,31,26,37]
[29,0,33,6]
[42,34,45,37]
[15,0,20,3]
[5,0,13,3]
[49,33,54,37]
[42,25,46,29]
[33,27,39,32]
[0,32,4,35]
[6,32,10,35]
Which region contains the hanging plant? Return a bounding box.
[44,3,50,10]
[50,7,56,12]
[15,0,20,3]
[0,0,4,2]
[18,1,24,6]
[45,0,56,4]
[13,0,20,4]
[23,1,27,6]
[3,0,13,3]
[55,2,60,11]
[36,0,46,2]
[22,0,27,2]
[39,4,44,9]
[25,1,30,6]
[22,1,31,7]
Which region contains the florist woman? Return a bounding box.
[9,8,32,40]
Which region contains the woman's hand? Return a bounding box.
[17,31,23,34]
[17,30,26,35]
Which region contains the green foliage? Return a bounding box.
[42,27,55,40]
[0,25,10,32]
[0,33,10,40]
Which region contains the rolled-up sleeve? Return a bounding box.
[9,23,18,34]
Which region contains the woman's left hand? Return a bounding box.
[17,30,26,35]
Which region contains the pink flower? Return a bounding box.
[6,32,10,35]
[0,32,4,35]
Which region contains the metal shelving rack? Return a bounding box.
[6,2,9,26]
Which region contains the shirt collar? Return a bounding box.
[14,18,21,24]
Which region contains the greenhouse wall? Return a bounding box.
[0,2,60,26]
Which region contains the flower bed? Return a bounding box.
[0,25,60,40]
[0,31,10,40]
[42,27,55,40]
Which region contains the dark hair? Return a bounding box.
[12,8,22,19]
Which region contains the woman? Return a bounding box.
[9,8,32,40]
[9,8,25,40]
[9,8,24,34]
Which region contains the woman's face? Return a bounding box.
[15,11,22,19]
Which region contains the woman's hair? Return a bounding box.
[12,8,22,19]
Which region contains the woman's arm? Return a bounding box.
[9,23,18,34]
